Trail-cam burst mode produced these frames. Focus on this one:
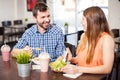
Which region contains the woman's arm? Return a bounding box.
[62,36,114,74]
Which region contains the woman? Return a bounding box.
[61,6,114,74]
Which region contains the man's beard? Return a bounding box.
[37,21,50,30]
[38,23,47,30]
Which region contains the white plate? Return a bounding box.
[31,57,40,65]
[63,73,83,79]
[32,65,41,70]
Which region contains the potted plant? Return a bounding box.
[24,18,28,26]
[25,18,28,22]
[16,51,31,77]
[64,22,69,34]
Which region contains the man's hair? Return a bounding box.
[32,2,48,17]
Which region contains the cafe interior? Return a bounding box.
[0,0,120,80]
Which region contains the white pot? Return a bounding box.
[17,63,31,77]
[64,26,68,34]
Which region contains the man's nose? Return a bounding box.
[45,17,49,22]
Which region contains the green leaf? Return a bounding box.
[16,51,31,64]
[49,58,67,71]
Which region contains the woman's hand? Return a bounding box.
[56,48,72,62]
[61,64,79,74]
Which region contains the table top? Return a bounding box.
[0,56,105,80]
[4,25,26,29]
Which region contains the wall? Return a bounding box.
[0,0,16,26]
[0,0,35,26]
[0,0,120,29]
[108,0,120,29]
[16,0,35,24]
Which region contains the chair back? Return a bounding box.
[13,20,23,25]
[111,29,119,38]
[1,20,12,27]
[77,30,84,44]
[101,48,120,80]
[26,23,36,29]
[64,42,76,57]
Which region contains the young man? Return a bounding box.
[11,2,65,62]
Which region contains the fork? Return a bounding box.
[32,47,42,50]
[63,51,68,62]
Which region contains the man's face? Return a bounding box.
[35,10,51,30]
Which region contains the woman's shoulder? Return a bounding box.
[100,32,114,44]
[101,32,113,40]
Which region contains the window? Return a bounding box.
[50,0,108,33]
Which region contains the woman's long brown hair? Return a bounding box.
[83,6,112,64]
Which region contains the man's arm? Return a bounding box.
[11,48,23,57]
[11,46,33,57]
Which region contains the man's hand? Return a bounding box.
[23,46,33,56]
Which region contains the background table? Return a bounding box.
[114,37,120,80]
[4,25,26,42]
[0,56,105,80]
[115,37,120,49]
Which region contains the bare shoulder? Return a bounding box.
[102,34,114,45]
[102,34,114,53]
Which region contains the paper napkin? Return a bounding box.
[63,73,83,79]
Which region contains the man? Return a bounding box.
[11,2,65,62]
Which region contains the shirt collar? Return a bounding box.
[35,24,53,33]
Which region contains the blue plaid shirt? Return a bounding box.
[14,24,65,62]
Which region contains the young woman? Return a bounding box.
[61,6,114,74]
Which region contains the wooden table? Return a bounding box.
[0,56,105,80]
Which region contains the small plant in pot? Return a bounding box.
[16,51,31,77]
[24,18,28,26]
[64,22,69,34]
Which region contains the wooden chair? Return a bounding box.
[26,23,36,29]
[111,29,119,38]
[13,20,23,25]
[77,30,84,44]
[1,20,12,27]
[1,21,12,43]
[64,42,76,57]
[101,48,120,80]
[13,20,25,40]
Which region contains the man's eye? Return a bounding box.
[47,15,50,18]
[41,16,45,18]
